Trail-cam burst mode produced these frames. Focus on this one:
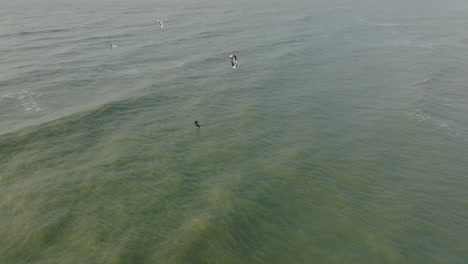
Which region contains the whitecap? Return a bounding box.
[1,90,46,112]
[411,110,455,133]
[19,91,46,112]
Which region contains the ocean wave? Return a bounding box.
[413,110,450,128]
[416,78,437,86]
[410,110,460,137]
[0,89,163,137]
[191,28,225,40]
[427,93,468,111]
[392,39,441,49]
[289,14,315,25]
[80,33,135,42]
[0,90,45,112]
[369,23,406,27]
[1,28,68,38]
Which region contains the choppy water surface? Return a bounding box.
[1,0,468,263]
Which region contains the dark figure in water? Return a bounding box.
[194,120,201,128]
[109,44,112,49]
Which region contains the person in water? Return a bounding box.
[194,120,201,128]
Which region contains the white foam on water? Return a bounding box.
[0,91,14,100]
[1,90,45,112]
[411,110,459,137]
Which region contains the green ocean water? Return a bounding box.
[1,0,468,263]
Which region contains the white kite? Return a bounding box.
[230,55,237,68]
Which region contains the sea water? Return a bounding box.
[1,0,467,263]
